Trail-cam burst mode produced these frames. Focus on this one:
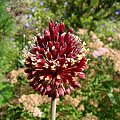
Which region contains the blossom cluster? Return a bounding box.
[92,47,108,59]
[24,21,88,98]
[19,94,43,117]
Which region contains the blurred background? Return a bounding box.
[0,0,120,119]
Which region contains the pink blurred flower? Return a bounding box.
[92,50,100,58]
[92,47,108,58]
[91,34,98,40]
[107,37,113,42]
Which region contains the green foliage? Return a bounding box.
[1,104,24,120]
[57,104,82,120]
[79,57,120,120]
[17,73,27,86]
[62,0,120,30]
[110,39,120,50]
[95,20,120,38]
[39,103,51,119]
[0,82,14,106]
[19,0,120,33]
[1,103,49,120]
[0,0,15,35]
[0,0,20,78]
[0,38,20,77]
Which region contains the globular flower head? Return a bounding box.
[24,21,88,99]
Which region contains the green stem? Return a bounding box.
[51,97,56,120]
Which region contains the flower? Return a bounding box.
[25,22,29,28]
[107,37,113,42]
[13,45,16,48]
[19,94,42,117]
[91,33,98,40]
[44,7,49,12]
[92,50,100,58]
[32,107,42,117]
[10,37,14,41]
[24,21,88,99]
[32,7,36,12]
[101,24,106,28]
[28,14,32,19]
[78,104,85,111]
[64,2,68,7]
[92,47,108,58]
[115,10,120,15]
[77,28,87,35]
[40,1,44,6]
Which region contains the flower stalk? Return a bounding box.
[51,98,56,120]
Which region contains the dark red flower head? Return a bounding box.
[24,21,88,99]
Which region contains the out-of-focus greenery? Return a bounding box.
[41,0,120,30]
[0,0,120,120]
[1,104,34,120]
[0,39,20,77]
[81,57,120,120]
[63,0,120,30]
[0,0,19,78]
[0,82,14,106]
[0,0,15,35]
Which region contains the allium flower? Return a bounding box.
[24,21,88,99]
